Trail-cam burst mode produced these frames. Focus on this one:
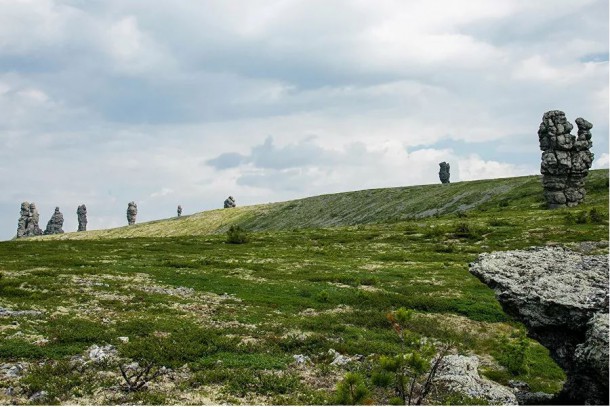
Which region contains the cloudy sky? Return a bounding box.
[1,0,608,240]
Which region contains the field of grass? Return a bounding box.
[0,170,608,404]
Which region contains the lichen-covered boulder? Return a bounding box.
[470,246,609,405]
[433,355,517,405]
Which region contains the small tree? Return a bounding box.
[382,308,450,405]
[335,372,370,405]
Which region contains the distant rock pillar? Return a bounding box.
[127,201,138,225]
[538,110,594,208]
[439,162,450,184]
[16,201,30,238]
[177,205,182,217]
[44,207,64,235]
[224,196,236,208]
[77,204,87,231]
[26,203,43,236]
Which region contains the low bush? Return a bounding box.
[226,225,249,244]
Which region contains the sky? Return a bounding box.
[0,0,608,240]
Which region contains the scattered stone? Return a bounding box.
[118,336,129,343]
[439,162,450,184]
[1,363,25,378]
[87,344,118,363]
[0,307,42,317]
[328,349,352,366]
[28,390,48,402]
[5,386,15,396]
[43,207,64,235]
[126,201,137,225]
[16,202,43,238]
[470,246,609,405]
[538,110,594,208]
[293,354,311,365]
[224,196,236,208]
[77,204,87,232]
[433,355,517,405]
[177,205,182,217]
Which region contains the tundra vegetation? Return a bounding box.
[0,170,607,404]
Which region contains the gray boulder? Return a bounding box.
[224,196,236,208]
[439,162,450,184]
[433,355,517,405]
[538,111,594,208]
[44,207,64,235]
[470,246,609,405]
[126,201,137,225]
[77,204,87,231]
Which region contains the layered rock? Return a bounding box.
[538,111,594,208]
[439,162,450,184]
[177,205,182,217]
[224,196,236,208]
[44,207,64,235]
[16,202,43,238]
[126,202,137,225]
[77,204,87,232]
[470,246,609,405]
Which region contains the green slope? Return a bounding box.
[35,170,609,240]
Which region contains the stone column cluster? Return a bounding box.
[126,201,138,225]
[77,204,87,231]
[538,110,594,208]
[16,202,43,238]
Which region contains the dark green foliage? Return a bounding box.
[335,372,370,405]
[452,222,482,239]
[495,329,529,375]
[589,207,605,223]
[22,359,95,404]
[226,225,249,244]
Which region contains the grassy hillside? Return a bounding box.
[35,170,607,240]
[0,170,607,404]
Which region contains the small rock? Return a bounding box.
[293,354,310,365]
[28,390,48,402]
[87,344,117,363]
[118,336,129,343]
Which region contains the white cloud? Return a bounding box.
[457,154,534,181]
[593,153,609,169]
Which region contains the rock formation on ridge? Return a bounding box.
[224,196,236,208]
[177,205,182,217]
[126,202,137,225]
[44,207,64,235]
[77,204,87,231]
[538,110,594,208]
[439,162,450,184]
[16,202,43,238]
[470,246,609,405]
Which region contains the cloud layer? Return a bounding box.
[0,0,607,239]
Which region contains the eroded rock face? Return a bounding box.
[433,355,517,405]
[224,196,236,208]
[538,111,594,208]
[470,246,609,405]
[16,202,43,238]
[439,162,450,184]
[126,202,137,225]
[77,204,87,232]
[177,205,182,217]
[44,207,64,235]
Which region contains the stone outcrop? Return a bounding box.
[433,355,517,405]
[439,162,450,184]
[43,207,64,235]
[77,204,87,231]
[126,202,137,225]
[470,246,609,405]
[16,202,43,238]
[177,205,182,217]
[224,196,236,208]
[538,110,594,208]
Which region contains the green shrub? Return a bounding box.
[334,372,370,405]
[589,208,605,223]
[452,223,481,239]
[315,289,330,303]
[495,329,529,375]
[226,225,249,244]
